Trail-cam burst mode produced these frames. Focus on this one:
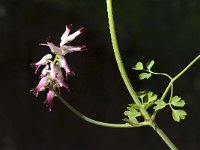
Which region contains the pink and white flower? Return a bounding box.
[44,89,55,112]
[31,24,85,111]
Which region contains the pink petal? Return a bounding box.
[40,65,49,78]
[50,63,56,80]
[56,78,69,90]
[54,65,65,81]
[44,90,55,112]
[60,45,86,55]
[40,42,61,55]
[58,56,71,78]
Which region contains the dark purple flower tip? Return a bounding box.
[79,27,84,33]
[67,24,72,30]
[30,63,36,68]
[80,45,87,51]
[46,36,52,43]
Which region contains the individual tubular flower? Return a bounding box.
[58,55,71,77]
[44,89,55,111]
[31,54,52,74]
[31,24,86,111]
[31,75,50,96]
[60,25,83,47]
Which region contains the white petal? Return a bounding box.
[40,54,52,64]
[61,24,72,41]
[40,42,61,54]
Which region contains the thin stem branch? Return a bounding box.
[173,55,200,82]
[161,55,200,102]
[148,70,172,80]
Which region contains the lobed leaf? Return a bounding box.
[153,99,167,111]
[136,91,148,101]
[136,91,158,109]
[125,107,141,117]
[139,73,151,80]
[146,92,157,102]
[172,109,187,122]
[133,62,143,70]
[129,103,140,110]
[171,96,185,107]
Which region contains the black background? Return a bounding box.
[0,0,200,149]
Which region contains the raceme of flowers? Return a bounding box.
[31,24,86,111]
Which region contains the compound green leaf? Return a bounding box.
[124,106,142,125]
[146,60,155,70]
[171,96,185,107]
[132,62,143,70]
[139,73,151,80]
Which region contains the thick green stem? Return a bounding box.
[151,123,178,150]
[106,0,177,149]
[106,0,150,120]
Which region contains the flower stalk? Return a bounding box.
[56,92,150,128]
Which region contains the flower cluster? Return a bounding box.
[31,24,86,111]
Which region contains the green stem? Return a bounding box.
[148,70,172,80]
[106,0,178,149]
[173,55,200,82]
[151,123,178,150]
[56,93,137,128]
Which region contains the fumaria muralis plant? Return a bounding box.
[31,0,200,149]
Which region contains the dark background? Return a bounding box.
[0,0,200,149]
